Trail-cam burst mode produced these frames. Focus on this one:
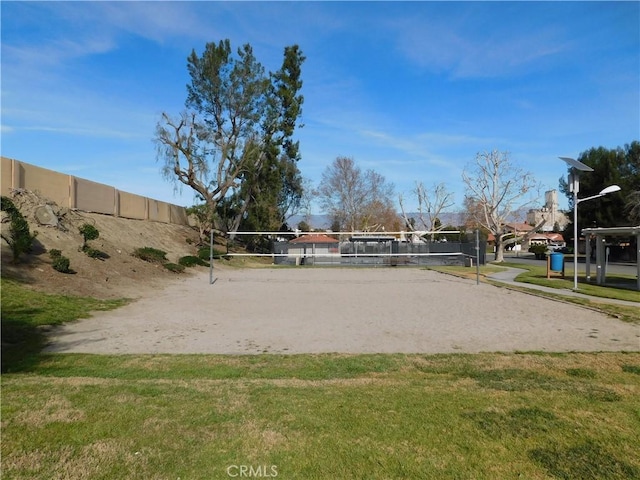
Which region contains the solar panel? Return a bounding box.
[559,157,594,172]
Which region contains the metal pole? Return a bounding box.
[475,229,480,285]
[209,229,214,285]
[573,190,578,290]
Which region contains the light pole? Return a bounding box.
[574,185,621,289]
[559,156,621,290]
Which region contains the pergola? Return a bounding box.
[582,225,640,291]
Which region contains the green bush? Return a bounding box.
[178,255,208,267]
[1,196,38,263]
[1,196,18,215]
[79,223,99,246]
[51,255,72,274]
[163,262,185,273]
[528,243,549,260]
[48,249,62,259]
[197,246,225,261]
[133,247,167,263]
[528,244,548,254]
[83,246,109,260]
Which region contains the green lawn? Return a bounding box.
[2,353,640,479]
[500,262,640,303]
[1,278,127,373]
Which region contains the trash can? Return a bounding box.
[550,252,564,271]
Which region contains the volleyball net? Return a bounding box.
[223,231,486,267]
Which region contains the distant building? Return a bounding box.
[287,233,339,265]
[526,190,569,232]
[528,232,566,249]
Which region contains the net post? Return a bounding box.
[475,229,480,285]
[209,229,214,285]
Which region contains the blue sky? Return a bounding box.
[2,1,639,215]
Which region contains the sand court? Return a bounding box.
[45,267,640,354]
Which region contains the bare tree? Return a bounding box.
[317,156,398,232]
[297,177,315,227]
[462,150,544,262]
[399,182,454,240]
[156,111,255,219]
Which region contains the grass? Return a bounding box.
[2,352,639,479]
[0,278,127,373]
[500,261,640,303]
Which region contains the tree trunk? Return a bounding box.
[227,191,252,240]
[494,238,505,262]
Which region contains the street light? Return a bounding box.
[579,184,622,201]
[559,156,621,290]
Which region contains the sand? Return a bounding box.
[44,267,640,354]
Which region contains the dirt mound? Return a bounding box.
[1,189,203,299]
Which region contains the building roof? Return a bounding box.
[289,233,338,244]
[546,233,565,242]
[505,222,534,232]
[582,225,640,236]
[529,233,565,242]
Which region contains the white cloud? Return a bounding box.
[388,6,569,79]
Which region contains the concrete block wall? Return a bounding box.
[1,157,12,197]
[148,199,171,223]
[118,191,148,221]
[3,159,72,208]
[74,177,117,215]
[1,157,188,225]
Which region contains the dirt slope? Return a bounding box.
[1,189,203,299]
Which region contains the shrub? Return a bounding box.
[163,262,185,273]
[133,247,168,263]
[1,196,18,215]
[48,249,62,259]
[83,246,109,260]
[1,196,38,263]
[197,246,225,261]
[179,255,208,267]
[528,244,548,254]
[79,223,99,247]
[51,255,72,274]
[528,243,548,259]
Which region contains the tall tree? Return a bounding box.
[317,156,398,232]
[230,45,306,234]
[559,142,639,231]
[155,40,304,235]
[462,150,543,262]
